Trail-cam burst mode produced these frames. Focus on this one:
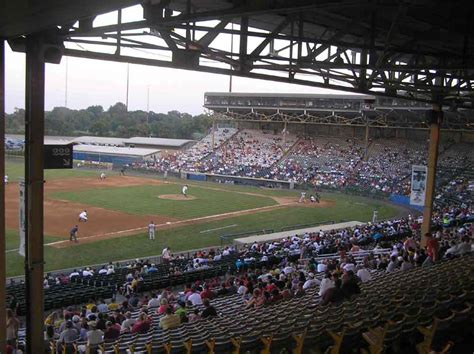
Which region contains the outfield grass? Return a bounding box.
[3,159,405,277]
[51,184,278,219]
[5,192,401,277]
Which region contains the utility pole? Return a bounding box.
[64,56,68,108]
[147,85,151,137]
[125,63,130,110]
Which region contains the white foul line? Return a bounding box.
[199,224,238,234]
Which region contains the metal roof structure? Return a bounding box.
[3,0,474,108]
[125,136,192,147]
[70,136,126,146]
[73,144,158,157]
[205,92,375,100]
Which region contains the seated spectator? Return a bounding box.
[246,289,265,308]
[131,312,151,334]
[86,321,103,347]
[157,298,170,315]
[120,312,136,333]
[201,299,218,318]
[147,293,161,308]
[320,278,344,306]
[188,287,203,306]
[341,270,361,298]
[400,256,414,271]
[386,255,399,272]
[188,309,201,323]
[356,265,372,283]
[96,313,107,331]
[200,284,216,300]
[302,273,320,290]
[319,272,335,296]
[159,306,180,330]
[57,320,78,352]
[103,320,120,342]
[294,282,306,297]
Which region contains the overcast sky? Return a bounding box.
[4,5,345,115]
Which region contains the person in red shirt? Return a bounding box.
[104,320,121,342]
[131,313,151,334]
[200,284,215,300]
[425,233,439,262]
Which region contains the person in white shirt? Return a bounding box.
[98,267,108,275]
[4,175,8,184]
[83,268,93,277]
[356,266,372,283]
[148,294,161,308]
[182,185,189,197]
[78,210,88,222]
[97,301,108,313]
[148,221,156,240]
[318,273,335,296]
[162,247,171,261]
[69,270,80,279]
[317,261,327,273]
[188,289,203,306]
[283,265,294,274]
[303,273,320,290]
[120,312,136,332]
[343,262,355,272]
[86,322,103,346]
[106,266,115,275]
[237,281,247,296]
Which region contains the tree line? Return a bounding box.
[5,102,213,140]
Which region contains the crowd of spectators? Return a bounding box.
[31,208,471,353]
[198,130,297,178]
[130,129,473,198]
[130,128,237,173]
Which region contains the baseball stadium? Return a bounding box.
[1,1,474,354]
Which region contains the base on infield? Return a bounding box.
[158,194,197,201]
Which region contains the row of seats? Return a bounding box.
[46,253,474,353]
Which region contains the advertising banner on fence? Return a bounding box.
[410,165,427,206]
[19,179,26,257]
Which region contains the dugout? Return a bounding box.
[73,144,159,165]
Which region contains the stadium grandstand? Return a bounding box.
[1,1,474,354]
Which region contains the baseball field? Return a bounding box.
[5,160,403,277]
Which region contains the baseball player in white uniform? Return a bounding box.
[100,172,106,180]
[182,185,189,197]
[4,175,8,184]
[298,191,306,203]
[148,221,156,240]
[78,210,88,222]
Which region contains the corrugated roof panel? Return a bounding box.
[73,144,159,157]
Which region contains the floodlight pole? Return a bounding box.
[24,34,45,353]
[420,105,441,246]
[0,39,7,354]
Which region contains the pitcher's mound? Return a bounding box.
[158,194,196,201]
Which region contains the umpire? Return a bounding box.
[69,225,79,242]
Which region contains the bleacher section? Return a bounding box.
[43,253,474,354]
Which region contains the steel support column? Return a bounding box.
[364,112,369,160]
[421,107,441,246]
[24,35,45,353]
[0,39,6,354]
